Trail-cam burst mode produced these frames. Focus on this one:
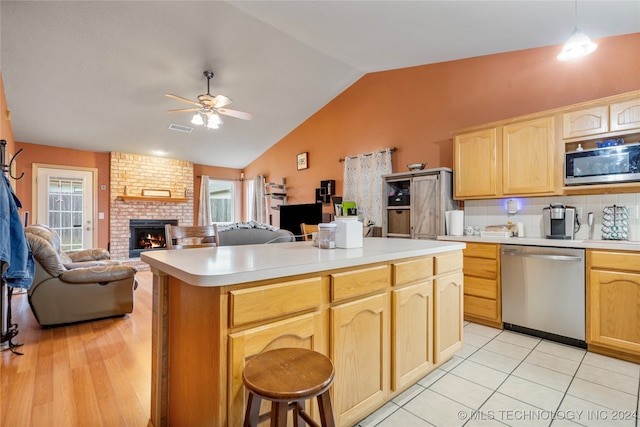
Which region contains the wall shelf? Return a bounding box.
[117,195,189,203]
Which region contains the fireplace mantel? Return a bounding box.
[117,195,189,203]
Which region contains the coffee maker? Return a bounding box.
[542,204,577,239]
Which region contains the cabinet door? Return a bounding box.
[411,174,440,239]
[391,281,434,391]
[502,117,555,195]
[453,128,498,198]
[434,272,464,363]
[331,293,389,427]
[563,105,609,138]
[228,312,325,426]
[588,269,640,355]
[610,98,640,132]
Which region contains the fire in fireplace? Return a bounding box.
[129,219,178,258]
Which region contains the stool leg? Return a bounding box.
[317,391,336,427]
[271,401,289,427]
[244,392,262,427]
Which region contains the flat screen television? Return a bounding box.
[279,203,323,240]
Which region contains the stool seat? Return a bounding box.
[243,348,336,427]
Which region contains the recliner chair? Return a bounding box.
[25,224,138,326]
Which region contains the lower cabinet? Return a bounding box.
[225,252,464,426]
[331,293,389,427]
[391,281,434,391]
[462,242,502,328]
[228,311,326,425]
[434,271,464,363]
[587,249,640,363]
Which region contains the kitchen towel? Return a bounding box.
[446,210,464,236]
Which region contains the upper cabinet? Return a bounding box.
[502,117,556,195]
[563,105,609,139]
[453,116,559,200]
[453,90,640,200]
[453,128,498,198]
[610,98,640,133]
[563,95,640,139]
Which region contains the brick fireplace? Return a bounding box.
[109,152,194,263]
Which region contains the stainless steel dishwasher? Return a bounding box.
[501,245,586,348]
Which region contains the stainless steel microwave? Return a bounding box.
[565,143,640,186]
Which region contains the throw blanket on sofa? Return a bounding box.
[216,221,280,233]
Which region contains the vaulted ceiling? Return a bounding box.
[1,1,639,168]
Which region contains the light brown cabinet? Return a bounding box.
[502,117,556,195]
[461,242,502,329]
[563,105,609,139]
[587,249,640,364]
[610,97,640,132]
[383,168,457,239]
[391,258,435,391]
[563,96,640,139]
[453,128,498,198]
[453,117,559,200]
[331,293,389,426]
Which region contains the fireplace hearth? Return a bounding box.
[129,219,178,258]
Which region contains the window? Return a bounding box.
[208,179,236,224]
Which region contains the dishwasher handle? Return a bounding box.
[501,250,583,262]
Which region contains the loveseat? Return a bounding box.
[25,224,138,326]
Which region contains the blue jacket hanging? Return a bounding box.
[0,175,34,288]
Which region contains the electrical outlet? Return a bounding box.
[576,207,583,219]
[627,205,639,219]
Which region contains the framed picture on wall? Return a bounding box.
[297,152,308,170]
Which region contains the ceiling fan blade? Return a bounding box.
[165,93,202,107]
[218,108,253,120]
[213,95,232,108]
[168,108,201,113]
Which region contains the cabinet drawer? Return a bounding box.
[331,265,389,301]
[230,277,323,327]
[590,250,640,273]
[463,257,497,280]
[393,257,433,286]
[434,251,463,275]
[388,209,410,235]
[464,295,498,321]
[464,276,497,299]
[464,243,497,259]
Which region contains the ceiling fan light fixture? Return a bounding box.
[206,112,222,130]
[557,28,598,61]
[191,113,204,126]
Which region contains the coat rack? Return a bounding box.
[1,139,25,355]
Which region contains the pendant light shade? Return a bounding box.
[558,0,597,61]
[557,28,598,61]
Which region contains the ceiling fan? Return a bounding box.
[166,70,253,129]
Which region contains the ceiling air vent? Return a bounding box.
[168,123,193,133]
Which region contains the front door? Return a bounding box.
[34,165,96,250]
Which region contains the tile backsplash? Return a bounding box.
[463,193,640,241]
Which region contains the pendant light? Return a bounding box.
[557,0,597,61]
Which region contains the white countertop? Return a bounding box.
[438,235,640,251]
[141,237,466,287]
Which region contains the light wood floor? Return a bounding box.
[1,270,153,427]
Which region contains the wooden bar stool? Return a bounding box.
[242,348,336,427]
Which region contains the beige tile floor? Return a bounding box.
[356,322,640,427]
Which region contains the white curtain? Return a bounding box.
[198,175,211,226]
[343,148,392,226]
[249,175,267,224]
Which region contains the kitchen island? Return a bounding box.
[141,237,465,427]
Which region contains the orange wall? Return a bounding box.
[243,33,640,216]
[13,142,112,248]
